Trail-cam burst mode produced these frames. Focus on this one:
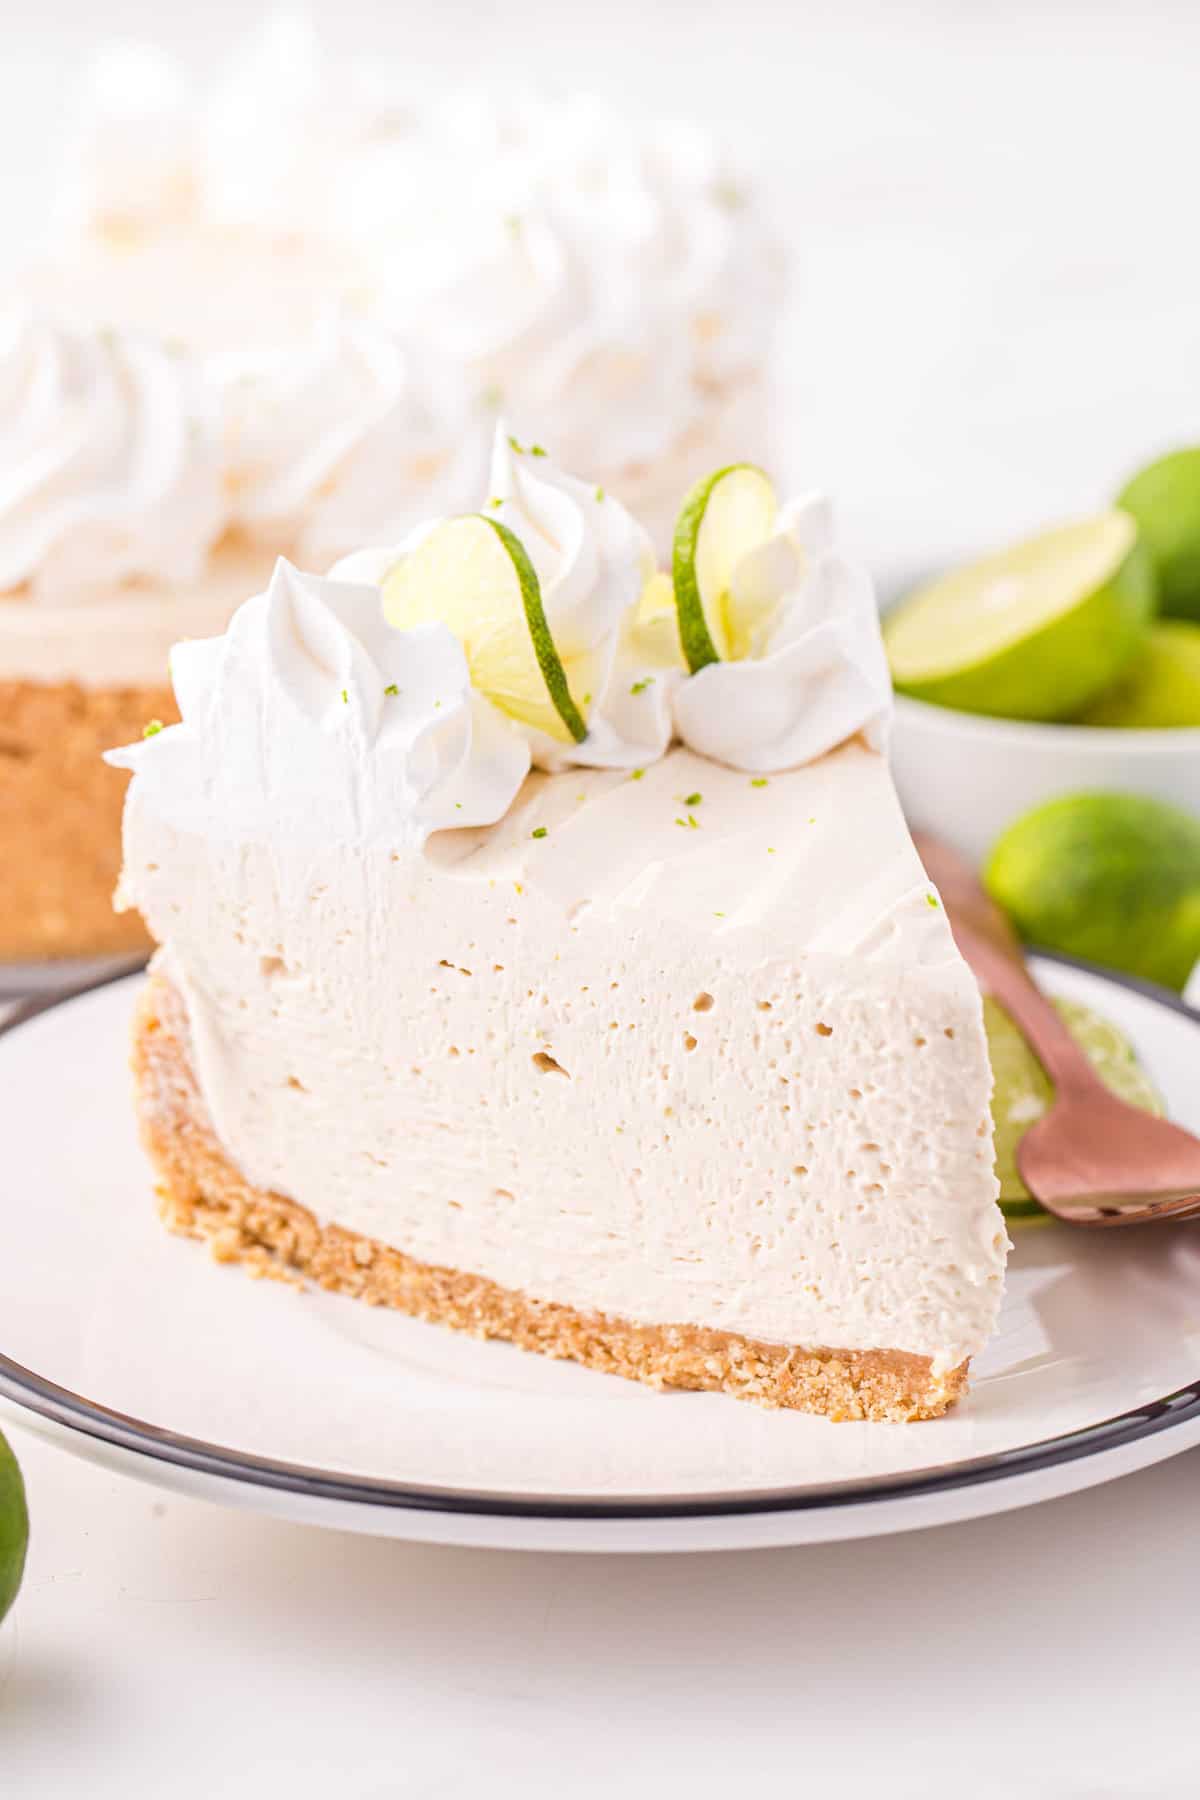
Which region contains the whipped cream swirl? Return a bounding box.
[353,91,781,474]
[0,310,227,599]
[56,17,782,497]
[334,426,675,772]
[672,495,893,772]
[216,313,490,567]
[108,559,529,847]
[56,42,199,242]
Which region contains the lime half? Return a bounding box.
[885,514,1156,720]
[0,1429,28,1625]
[383,515,587,744]
[672,464,777,671]
[985,995,1163,1218]
[1117,447,1200,622]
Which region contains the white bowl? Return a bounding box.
[889,693,1200,865]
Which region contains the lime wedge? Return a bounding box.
[0,1428,27,1625]
[1080,620,1200,728]
[984,791,1200,992]
[884,514,1156,720]
[984,994,1163,1219]
[1117,447,1200,622]
[382,515,587,744]
[672,464,777,671]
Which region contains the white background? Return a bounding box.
[3,3,1200,1794]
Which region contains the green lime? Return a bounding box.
[0,1429,28,1625]
[884,514,1156,720]
[382,514,587,744]
[1117,448,1200,622]
[984,995,1163,1218]
[1080,620,1200,728]
[985,791,1200,991]
[672,464,777,671]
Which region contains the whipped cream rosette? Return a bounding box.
[215,313,491,566]
[0,308,227,601]
[668,472,893,772]
[333,426,677,773]
[108,558,529,848]
[53,42,199,243]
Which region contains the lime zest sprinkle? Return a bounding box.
[630,677,654,695]
[595,485,605,503]
[676,813,700,830]
[684,791,702,806]
[530,444,547,457]
[768,847,776,854]
[340,689,348,704]
[142,718,164,737]
[455,801,462,809]
[630,767,645,781]
[488,495,504,510]
[714,910,726,918]
[507,433,524,454]
[384,683,399,696]
[750,777,768,788]
[531,826,548,840]
[926,892,940,908]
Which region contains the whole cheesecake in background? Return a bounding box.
[0,311,278,962]
[110,431,1006,1421]
[1,14,782,966]
[19,12,785,550]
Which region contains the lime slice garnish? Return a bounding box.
[0,1429,27,1625]
[884,514,1156,720]
[1117,447,1200,622]
[672,464,777,672]
[382,515,587,744]
[984,994,1164,1218]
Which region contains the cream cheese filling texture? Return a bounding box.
[124,744,1007,1369]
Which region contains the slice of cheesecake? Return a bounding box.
[112,448,1005,1421]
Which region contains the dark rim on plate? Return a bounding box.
[1,956,1198,1523]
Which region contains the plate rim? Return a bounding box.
[3,955,1199,1524]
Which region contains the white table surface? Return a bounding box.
[2,1424,1199,1798]
[4,1,1200,1791]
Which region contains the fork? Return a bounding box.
[913,829,1200,1228]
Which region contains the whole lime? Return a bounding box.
[1118,448,1200,621]
[985,792,1200,991]
[1080,620,1200,728]
[0,1428,28,1624]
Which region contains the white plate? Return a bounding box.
[0,952,145,1002]
[2,960,1199,1553]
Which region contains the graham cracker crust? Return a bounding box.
[0,678,170,960]
[132,970,970,1422]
